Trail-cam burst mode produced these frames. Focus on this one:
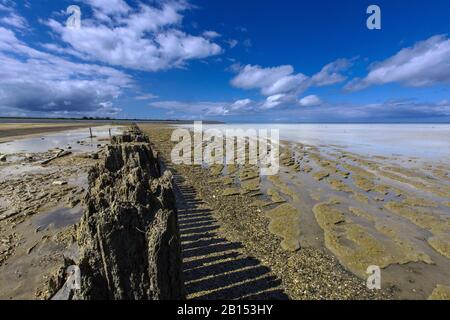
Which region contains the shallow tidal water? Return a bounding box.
[199,123,450,163]
[178,123,450,299]
[0,126,122,154]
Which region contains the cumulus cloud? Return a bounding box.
[202,30,221,39]
[299,95,321,107]
[229,60,349,109]
[44,0,223,71]
[149,100,231,116]
[312,59,351,86]
[0,27,131,117]
[149,93,323,117]
[151,62,331,115]
[231,60,350,98]
[228,98,253,111]
[150,97,267,116]
[230,65,309,96]
[81,0,131,16]
[261,94,296,110]
[346,35,450,91]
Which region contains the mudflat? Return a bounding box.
[140,123,450,300]
[0,125,123,299]
[0,123,448,300]
[0,122,102,143]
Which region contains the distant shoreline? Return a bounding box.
[1,117,449,125]
[0,117,224,124]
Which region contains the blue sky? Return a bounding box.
[0,0,449,122]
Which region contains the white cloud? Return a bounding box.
[0,1,28,30]
[150,98,260,116]
[229,98,253,111]
[202,30,221,39]
[299,95,321,107]
[319,101,450,120]
[0,12,28,29]
[0,1,13,12]
[213,62,334,112]
[346,35,450,91]
[149,100,230,116]
[44,1,223,71]
[231,60,350,97]
[0,27,131,116]
[312,59,351,86]
[149,93,323,117]
[149,98,450,121]
[230,64,308,96]
[261,94,296,110]
[81,0,131,16]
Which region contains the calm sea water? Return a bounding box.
[198,123,450,161]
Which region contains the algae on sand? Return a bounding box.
[427,234,450,259]
[352,175,375,192]
[268,175,298,201]
[313,171,330,181]
[265,203,301,252]
[428,284,450,300]
[222,187,240,196]
[328,179,353,193]
[313,201,433,278]
[267,188,286,204]
[241,178,260,192]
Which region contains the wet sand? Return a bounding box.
[141,124,450,300]
[0,125,122,299]
[141,124,390,300]
[0,122,102,143]
[0,123,448,300]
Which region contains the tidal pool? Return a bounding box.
[0,126,122,154]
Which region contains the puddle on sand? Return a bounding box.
[0,164,55,181]
[0,126,122,154]
[67,172,89,191]
[0,125,123,181]
[32,207,83,230]
[0,206,83,300]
